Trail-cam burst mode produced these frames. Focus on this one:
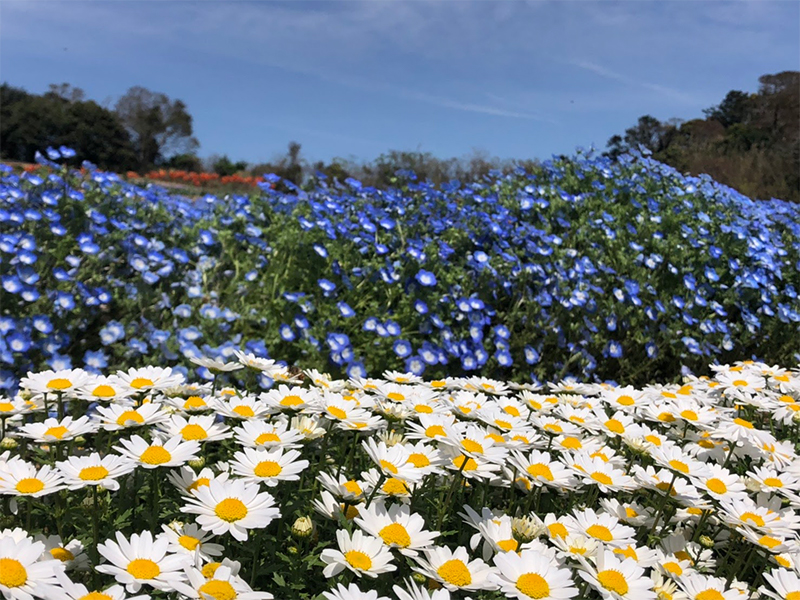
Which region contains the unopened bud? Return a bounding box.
[188,457,206,469]
[73,436,86,445]
[19,390,33,402]
[699,535,715,549]
[512,516,543,544]
[792,412,800,424]
[291,516,315,540]
[0,437,18,450]
[287,545,299,555]
[411,573,427,585]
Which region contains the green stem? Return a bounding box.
[149,468,160,533]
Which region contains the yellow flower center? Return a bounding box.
[515,573,549,599]
[181,424,208,440]
[130,377,154,389]
[591,472,613,486]
[92,385,116,398]
[706,478,727,495]
[668,460,689,474]
[605,419,625,434]
[613,546,638,560]
[344,504,360,519]
[740,512,765,527]
[544,423,563,433]
[382,478,410,495]
[425,425,446,438]
[116,410,144,426]
[527,464,554,481]
[47,378,72,390]
[198,580,237,600]
[379,460,399,475]
[179,535,200,551]
[461,439,484,454]
[663,561,683,576]
[0,402,13,412]
[50,547,75,562]
[597,570,628,595]
[232,406,255,418]
[201,562,222,578]
[786,592,800,600]
[452,456,478,472]
[734,417,753,429]
[548,523,568,539]
[255,433,281,445]
[658,412,676,422]
[78,593,113,600]
[586,524,613,542]
[140,446,172,465]
[215,498,248,522]
[503,406,521,417]
[408,453,431,468]
[645,435,663,447]
[680,410,698,421]
[280,395,303,407]
[379,523,411,547]
[187,477,211,492]
[758,535,782,549]
[731,379,748,387]
[413,404,433,414]
[343,480,362,496]
[327,406,347,420]
[615,395,634,407]
[126,558,160,580]
[625,507,638,518]
[674,550,693,563]
[0,559,27,588]
[387,392,405,402]
[437,559,472,587]
[184,397,207,409]
[696,590,725,600]
[254,461,282,478]
[15,478,44,494]
[344,550,372,571]
[44,426,69,439]
[560,436,582,450]
[497,539,518,552]
[79,466,109,481]
[430,380,446,388]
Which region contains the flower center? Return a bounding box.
[668,460,689,474]
[597,570,628,595]
[202,563,221,578]
[414,404,433,414]
[387,392,405,402]
[731,380,748,387]
[547,523,568,539]
[126,558,160,580]
[461,439,484,454]
[425,425,446,438]
[763,477,784,488]
[344,550,372,571]
[497,539,518,552]
[591,472,613,486]
[544,423,562,433]
[185,397,207,409]
[44,426,69,439]
[645,435,662,446]
[279,395,303,407]
[50,547,75,562]
[408,453,431,468]
[15,478,44,494]
[343,480,362,495]
[437,559,472,587]
[663,561,683,576]
[254,461,282,478]
[452,456,478,471]
[116,411,144,426]
[527,464,554,481]
[696,590,725,600]
[560,436,582,449]
[232,406,255,418]
[215,498,248,522]
[327,406,347,419]
[47,378,72,390]
[198,580,237,600]
[733,417,753,429]
[382,478,410,495]
[616,395,635,406]
[181,424,208,440]
[605,419,624,434]
[758,535,782,549]
[140,446,171,465]
[586,524,613,542]
[516,573,549,599]
[786,592,800,600]
[188,477,211,493]
[179,535,200,551]
[0,559,27,588]
[0,402,13,412]
[78,593,113,600]
[680,410,698,421]
[378,460,398,475]
[79,466,109,481]
[92,385,116,398]
[130,377,154,389]
[741,512,765,527]
[379,523,411,547]
[706,478,727,495]
[254,433,281,445]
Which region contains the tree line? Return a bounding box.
[1,72,798,199]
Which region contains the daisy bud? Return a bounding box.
[699,535,715,549]
[188,457,206,469]
[291,516,315,540]
[411,572,427,585]
[511,516,542,543]
[744,476,762,492]
[73,436,86,445]
[0,437,18,449]
[379,430,405,447]
[792,412,800,424]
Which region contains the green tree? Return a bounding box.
[212,155,248,176]
[114,86,198,169]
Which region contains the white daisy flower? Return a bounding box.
[412,545,495,591]
[354,501,439,556]
[159,523,224,564]
[492,547,578,600]
[172,563,271,599]
[190,356,244,373]
[326,582,392,600]
[761,567,800,600]
[167,466,229,498]
[16,416,96,443]
[19,369,90,397]
[320,529,397,578]
[229,447,309,486]
[181,478,281,541]
[56,452,135,491]
[34,535,89,572]
[94,404,168,431]
[116,366,185,393]
[0,460,63,497]
[52,568,147,600]
[233,420,304,449]
[577,548,656,600]
[114,435,200,469]
[158,414,231,443]
[0,536,61,600]
[678,574,741,600]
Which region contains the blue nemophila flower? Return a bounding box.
[32,315,53,334]
[55,292,75,311]
[7,332,30,353]
[99,321,125,345]
[279,324,296,341]
[385,321,401,336]
[393,339,412,358]
[415,269,437,287]
[606,340,623,358]
[337,301,355,318]
[414,300,428,315]
[524,346,540,364]
[83,349,108,372]
[495,349,513,367]
[363,317,379,332]
[318,279,336,293]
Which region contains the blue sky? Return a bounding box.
[2,1,798,164]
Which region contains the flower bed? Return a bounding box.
[0,358,798,599]
[1,148,799,392]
